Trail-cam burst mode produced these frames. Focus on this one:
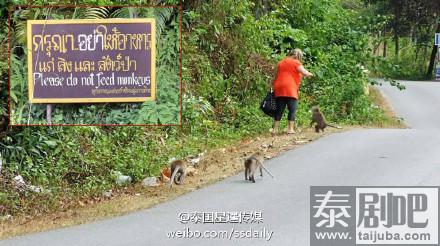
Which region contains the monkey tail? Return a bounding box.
[326,124,341,129]
[169,167,180,189]
[255,159,275,178]
[175,169,185,185]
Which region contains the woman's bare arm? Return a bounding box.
[298,66,313,77]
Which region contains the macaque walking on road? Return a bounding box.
[244,153,274,183]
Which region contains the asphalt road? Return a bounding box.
[378,80,440,129]
[2,80,440,246]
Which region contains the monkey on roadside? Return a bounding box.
[310,106,341,133]
[169,159,187,188]
[244,152,274,183]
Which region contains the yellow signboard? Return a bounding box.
[27,18,156,103]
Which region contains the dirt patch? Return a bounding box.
[0,127,341,239]
[369,86,407,128]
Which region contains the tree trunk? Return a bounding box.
[392,0,400,60]
[426,45,438,79]
[415,45,420,61]
[263,0,270,14]
[383,26,387,57]
[373,42,379,55]
[426,22,440,79]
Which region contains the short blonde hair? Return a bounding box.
[288,48,303,61]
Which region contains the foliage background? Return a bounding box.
[359,0,440,80]
[0,0,415,217]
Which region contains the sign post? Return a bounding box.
[27,19,156,103]
[436,33,440,81]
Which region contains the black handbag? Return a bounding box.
[260,89,277,117]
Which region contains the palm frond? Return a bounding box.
[12,8,61,46]
[154,7,174,38]
[82,7,109,19]
[113,7,175,41]
[13,9,38,46]
[110,7,140,19]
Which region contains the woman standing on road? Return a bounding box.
[272,49,313,134]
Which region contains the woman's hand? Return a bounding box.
[298,66,313,77]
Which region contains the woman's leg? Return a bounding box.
[273,98,287,134]
[286,99,298,134]
[273,121,280,134]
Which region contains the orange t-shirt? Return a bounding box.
[273,58,303,99]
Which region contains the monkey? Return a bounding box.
[244,154,262,183]
[169,159,187,188]
[310,106,341,133]
[244,153,274,183]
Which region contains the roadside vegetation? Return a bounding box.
[0,0,429,221]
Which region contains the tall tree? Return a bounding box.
[427,21,440,79]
